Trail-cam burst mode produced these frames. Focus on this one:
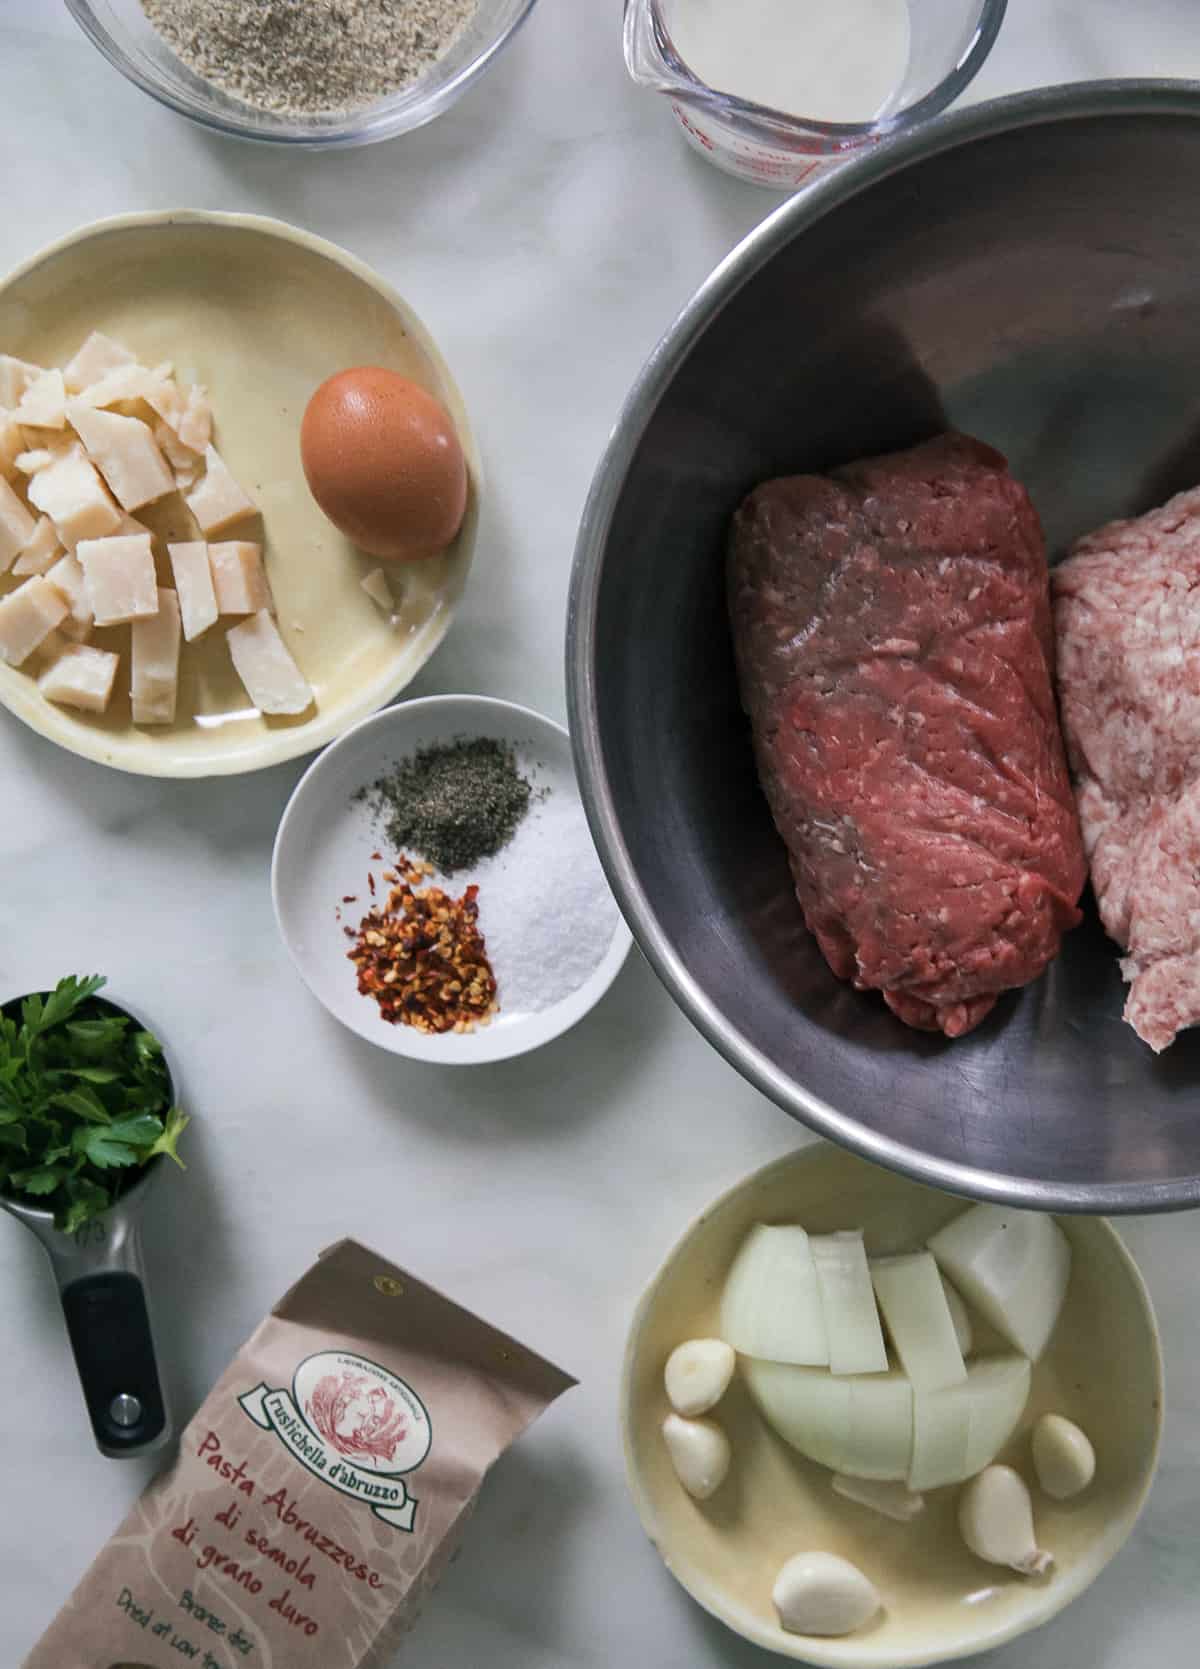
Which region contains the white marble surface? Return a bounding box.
[1,2,1198,1665]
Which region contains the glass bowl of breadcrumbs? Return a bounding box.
[67,0,539,147]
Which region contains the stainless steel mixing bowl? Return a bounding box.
[568,82,1200,1214]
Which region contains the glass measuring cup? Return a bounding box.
[624,0,1008,189]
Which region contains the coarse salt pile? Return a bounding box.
[472,787,621,1015]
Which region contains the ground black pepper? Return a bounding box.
[355,737,534,873]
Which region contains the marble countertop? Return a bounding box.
[1,2,1198,1665]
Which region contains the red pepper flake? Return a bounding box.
[347,855,498,1034]
[368,874,377,896]
[371,851,382,861]
[342,895,358,903]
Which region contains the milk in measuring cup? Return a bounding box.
[669,0,911,124]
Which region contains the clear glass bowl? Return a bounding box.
[66,0,539,147]
[624,0,1008,188]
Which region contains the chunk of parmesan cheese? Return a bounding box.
[14,368,67,430]
[0,575,69,665]
[155,421,203,492]
[131,587,181,726]
[0,412,22,478]
[11,516,63,576]
[168,540,218,641]
[45,551,94,641]
[67,402,175,511]
[0,474,38,571]
[15,449,57,476]
[0,355,43,409]
[153,418,199,472]
[209,541,271,614]
[38,642,119,713]
[76,533,159,626]
[177,386,212,453]
[174,458,203,495]
[186,444,256,533]
[63,332,137,395]
[360,568,394,613]
[28,449,122,547]
[226,610,313,715]
[27,627,71,671]
[144,370,186,431]
[19,431,78,470]
[75,363,156,410]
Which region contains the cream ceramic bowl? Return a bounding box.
[0,210,480,776]
[622,1145,1163,1666]
[271,695,632,1064]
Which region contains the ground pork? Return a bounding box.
[1053,484,1200,1050]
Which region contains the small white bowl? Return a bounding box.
[622,1144,1164,1666]
[272,695,631,1063]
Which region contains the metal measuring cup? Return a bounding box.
[0,993,173,1458]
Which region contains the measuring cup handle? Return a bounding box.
[60,1271,169,1456]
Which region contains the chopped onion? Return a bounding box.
[871,1251,966,1391]
[909,1353,1031,1489]
[962,1354,1031,1477]
[845,1370,915,1480]
[941,1274,974,1357]
[832,1473,925,1522]
[910,1354,1031,1490]
[908,1380,971,1490]
[743,1359,851,1472]
[720,1225,829,1365]
[743,1358,913,1481]
[928,1205,1071,1361]
[811,1231,888,1376]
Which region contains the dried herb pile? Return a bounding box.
[356,737,533,873]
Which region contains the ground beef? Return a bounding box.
[729,432,1086,1038]
[1053,485,1200,1051]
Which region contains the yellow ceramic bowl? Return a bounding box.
[0,210,480,776]
[621,1144,1163,1666]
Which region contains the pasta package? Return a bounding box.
[26,1239,575,1668]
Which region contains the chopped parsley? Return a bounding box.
[0,975,187,1233]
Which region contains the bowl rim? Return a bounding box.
[627,0,1009,145]
[566,80,1200,1215]
[618,1143,1166,1666]
[0,206,482,779]
[270,691,633,1064]
[65,0,541,148]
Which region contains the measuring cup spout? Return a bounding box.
[623,0,709,104]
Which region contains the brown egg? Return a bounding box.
[300,367,468,561]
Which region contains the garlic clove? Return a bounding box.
[958,1464,1054,1576]
[1032,1413,1096,1500]
[664,1338,736,1417]
[772,1550,882,1636]
[662,1412,731,1500]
